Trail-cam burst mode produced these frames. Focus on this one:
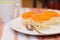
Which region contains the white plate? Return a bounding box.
[9,10,60,35]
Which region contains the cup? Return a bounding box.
[0,1,16,23]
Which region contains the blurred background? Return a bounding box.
[0,0,59,9]
[22,0,60,10]
[22,0,41,8]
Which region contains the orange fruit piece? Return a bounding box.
[22,12,36,18]
[32,14,41,22]
[32,14,51,22]
[43,11,59,17]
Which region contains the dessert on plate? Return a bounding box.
[22,11,60,30]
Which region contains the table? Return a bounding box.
[0,8,60,40]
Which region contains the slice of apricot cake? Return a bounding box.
[22,11,60,30]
